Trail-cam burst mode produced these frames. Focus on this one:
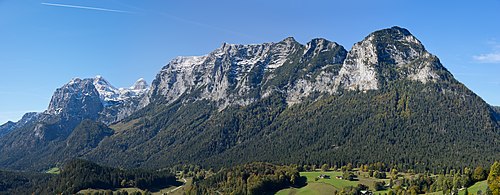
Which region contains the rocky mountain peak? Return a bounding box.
[146,38,305,106]
[17,112,38,126]
[130,78,149,91]
[145,27,454,108]
[46,78,103,119]
[369,26,427,64]
[93,75,114,89]
[0,112,39,138]
[147,37,349,108]
[0,121,15,127]
[43,76,148,124]
[374,26,413,39]
[93,75,119,104]
[338,26,450,91]
[90,75,149,106]
[303,38,345,64]
[0,121,16,137]
[282,36,298,44]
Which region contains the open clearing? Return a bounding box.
[278,170,388,195]
[277,170,487,195]
[45,167,60,174]
[276,182,337,195]
[77,177,190,195]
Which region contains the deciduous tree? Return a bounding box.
[487,161,500,195]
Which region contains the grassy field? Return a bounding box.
[424,191,442,195]
[78,186,181,195]
[79,188,145,194]
[110,119,141,133]
[300,171,356,190]
[277,170,488,195]
[276,182,337,195]
[422,180,488,195]
[77,178,190,195]
[278,170,390,195]
[460,180,488,195]
[46,167,60,174]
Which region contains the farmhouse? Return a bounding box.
[318,174,330,179]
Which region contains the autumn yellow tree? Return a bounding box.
[487,161,500,195]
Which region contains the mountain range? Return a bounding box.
[0,26,498,171]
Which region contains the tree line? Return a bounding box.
[0,159,179,194]
[185,162,304,194]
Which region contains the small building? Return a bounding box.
[336,176,343,179]
[360,190,373,195]
[318,174,330,179]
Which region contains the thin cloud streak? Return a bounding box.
[473,52,500,63]
[160,12,253,39]
[41,2,132,14]
[42,2,251,38]
[109,1,256,39]
[473,41,500,63]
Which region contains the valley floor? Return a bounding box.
[276,170,488,195]
[77,177,191,195]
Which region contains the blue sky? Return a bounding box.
[1,0,499,124]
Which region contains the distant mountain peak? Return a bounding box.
[378,26,413,36]
[0,112,40,138]
[46,78,102,117]
[17,112,38,125]
[42,76,150,125]
[0,121,16,137]
[89,75,149,105]
[130,78,149,91]
[68,77,82,84]
[281,36,297,44]
[94,75,113,86]
[93,76,119,103]
[369,26,424,51]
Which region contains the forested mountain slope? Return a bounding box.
[85,27,500,171]
[0,77,145,171]
[0,27,497,171]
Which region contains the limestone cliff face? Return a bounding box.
[145,37,348,107]
[146,27,452,109]
[338,34,379,91]
[145,37,300,107]
[285,38,347,104]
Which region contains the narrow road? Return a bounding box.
[168,178,187,193]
